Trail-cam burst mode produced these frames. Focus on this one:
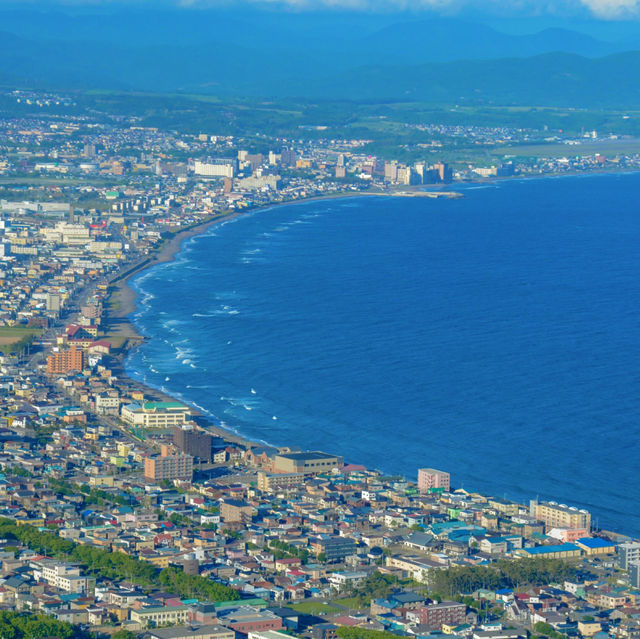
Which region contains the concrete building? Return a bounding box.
[311,536,357,563]
[148,626,235,639]
[406,602,466,630]
[130,606,190,627]
[121,401,190,428]
[144,452,193,482]
[618,542,640,570]
[220,499,255,523]
[173,424,213,461]
[194,160,236,178]
[47,346,84,376]
[249,631,295,639]
[530,501,591,532]
[235,175,281,191]
[33,561,89,594]
[418,468,450,493]
[272,451,343,476]
[94,392,120,416]
[257,471,304,492]
[218,607,283,634]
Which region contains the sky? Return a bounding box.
[3,0,640,21]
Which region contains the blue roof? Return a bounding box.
[576,537,615,549]
[524,543,579,554]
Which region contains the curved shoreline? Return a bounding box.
[105,168,640,454]
[104,192,376,447]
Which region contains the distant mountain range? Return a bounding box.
[1,8,640,107]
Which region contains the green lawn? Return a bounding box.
[335,597,365,610]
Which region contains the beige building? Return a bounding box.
[257,471,304,492]
[272,451,343,475]
[130,606,190,627]
[121,401,190,428]
[531,501,591,531]
[220,499,256,523]
[144,453,193,482]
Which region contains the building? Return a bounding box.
[94,392,120,416]
[406,602,466,630]
[144,452,193,482]
[121,401,190,428]
[46,293,61,312]
[575,537,617,556]
[235,175,281,191]
[47,346,84,375]
[32,560,89,594]
[220,499,255,523]
[629,561,640,588]
[174,424,214,461]
[194,160,236,178]
[130,606,190,627]
[311,536,357,562]
[530,501,591,531]
[518,543,582,559]
[433,161,452,183]
[618,542,640,570]
[250,631,296,639]
[218,607,283,634]
[272,451,343,476]
[257,471,304,492]
[418,468,450,493]
[148,626,235,639]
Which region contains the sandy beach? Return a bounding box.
[99,186,461,448]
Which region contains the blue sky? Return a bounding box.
[4,0,640,20]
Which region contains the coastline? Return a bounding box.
[102,192,376,448]
[101,168,640,453]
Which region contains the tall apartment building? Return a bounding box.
[173,424,213,461]
[194,159,236,178]
[384,161,398,182]
[618,542,640,570]
[280,148,297,166]
[47,345,84,375]
[530,500,591,532]
[417,468,450,493]
[144,451,193,482]
[433,161,452,183]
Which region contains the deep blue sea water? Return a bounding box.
[126,173,640,537]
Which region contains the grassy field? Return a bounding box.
[335,597,365,610]
[0,327,43,354]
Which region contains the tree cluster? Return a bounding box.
[0,519,239,601]
[0,611,76,639]
[430,558,577,597]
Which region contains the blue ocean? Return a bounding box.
[126,173,640,536]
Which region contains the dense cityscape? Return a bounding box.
[0,85,637,639]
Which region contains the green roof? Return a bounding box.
[143,401,188,411]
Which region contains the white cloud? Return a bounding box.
[175,0,640,17]
[579,0,640,17]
